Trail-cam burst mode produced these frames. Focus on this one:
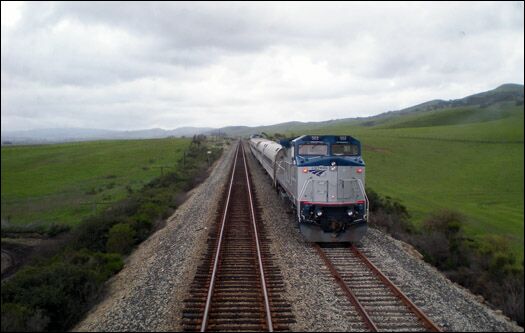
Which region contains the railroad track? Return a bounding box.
[182,142,294,332]
[315,243,441,332]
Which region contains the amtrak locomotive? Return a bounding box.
[249,135,368,242]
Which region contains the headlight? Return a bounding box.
[347,210,354,216]
[316,209,323,217]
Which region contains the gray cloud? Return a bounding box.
[1,1,523,131]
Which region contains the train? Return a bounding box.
[249,134,369,242]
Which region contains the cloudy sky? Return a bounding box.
[1,1,523,131]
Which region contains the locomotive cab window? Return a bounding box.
[298,144,328,156]
[332,143,359,156]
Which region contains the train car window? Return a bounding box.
[332,143,359,156]
[298,144,328,156]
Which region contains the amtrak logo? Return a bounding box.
[308,169,326,176]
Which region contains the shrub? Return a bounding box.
[136,201,164,219]
[500,272,524,326]
[106,223,136,255]
[367,188,413,238]
[367,188,409,218]
[73,215,121,252]
[1,250,123,331]
[422,210,464,237]
[129,216,153,243]
[1,303,49,332]
[416,210,471,270]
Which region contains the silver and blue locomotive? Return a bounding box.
[249,135,368,242]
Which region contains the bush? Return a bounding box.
[73,215,122,252]
[367,188,409,218]
[422,210,464,237]
[414,210,471,270]
[129,216,153,243]
[1,303,49,332]
[106,223,136,255]
[72,197,141,252]
[1,250,123,331]
[367,188,413,238]
[500,272,524,326]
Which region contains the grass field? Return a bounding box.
[283,102,524,258]
[1,138,191,228]
[1,98,523,259]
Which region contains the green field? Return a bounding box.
[290,102,524,257]
[1,90,523,259]
[1,138,190,228]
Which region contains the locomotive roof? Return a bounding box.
[292,135,360,144]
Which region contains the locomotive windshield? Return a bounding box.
[332,143,359,156]
[298,144,328,156]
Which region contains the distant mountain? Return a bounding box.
[1,127,213,145]
[350,83,524,129]
[114,127,214,139]
[210,83,523,136]
[2,83,522,144]
[1,128,116,144]
[352,84,523,126]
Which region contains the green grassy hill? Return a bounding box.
[1,138,190,228]
[271,85,525,258]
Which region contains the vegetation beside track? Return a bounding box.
[1,136,225,332]
[367,188,524,327]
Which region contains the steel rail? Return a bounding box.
[200,143,240,332]
[241,143,274,332]
[350,245,442,332]
[314,244,379,332]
